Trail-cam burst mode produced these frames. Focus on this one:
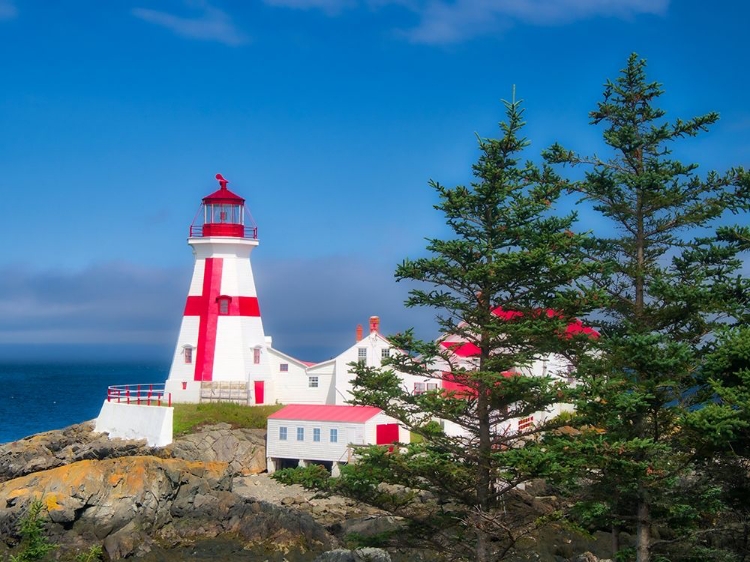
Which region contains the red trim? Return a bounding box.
[203,223,245,237]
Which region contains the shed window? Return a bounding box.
[280,363,289,372]
[297,427,304,441]
[357,348,367,364]
[309,376,318,388]
[279,427,287,441]
[313,428,321,442]
[330,428,338,443]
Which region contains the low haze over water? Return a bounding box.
[0,362,168,444]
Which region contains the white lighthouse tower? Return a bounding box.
[165,174,271,404]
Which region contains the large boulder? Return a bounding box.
[168,423,266,475]
[0,456,333,559]
[0,422,161,483]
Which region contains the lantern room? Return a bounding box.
[189,173,258,239]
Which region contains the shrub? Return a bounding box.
[9,500,55,562]
[271,464,332,490]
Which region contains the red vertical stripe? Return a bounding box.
[193,258,223,382]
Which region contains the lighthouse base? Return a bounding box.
[95,401,173,447]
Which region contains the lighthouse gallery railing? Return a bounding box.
[189,225,258,239]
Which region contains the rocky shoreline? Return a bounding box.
[0,423,614,561]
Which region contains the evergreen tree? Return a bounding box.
[685,324,750,560]
[335,99,596,562]
[544,54,750,562]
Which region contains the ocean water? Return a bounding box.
[0,362,168,444]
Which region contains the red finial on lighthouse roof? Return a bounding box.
[216,173,229,190]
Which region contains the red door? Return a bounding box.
[376,424,399,445]
[254,381,264,404]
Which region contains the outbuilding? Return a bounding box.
[266,404,407,476]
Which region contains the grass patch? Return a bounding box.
[173,402,284,435]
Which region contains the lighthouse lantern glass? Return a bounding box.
[206,203,242,225]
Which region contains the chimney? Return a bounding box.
[356,324,363,342]
[369,316,380,334]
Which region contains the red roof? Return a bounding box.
[202,186,245,204]
[441,307,598,357]
[268,404,383,423]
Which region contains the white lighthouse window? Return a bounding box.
[309,376,319,388]
[183,346,193,364]
[253,347,261,364]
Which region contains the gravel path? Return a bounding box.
[233,473,380,523]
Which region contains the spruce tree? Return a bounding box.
[336,99,596,562]
[544,53,750,562]
[685,324,750,559]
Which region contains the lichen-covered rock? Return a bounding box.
[0,456,229,540]
[0,455,333,559]
[0,421,161,483]
[168,423,266,475]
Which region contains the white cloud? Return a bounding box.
[132,1,248,46]
[263,0,356,16]
[260,0,669,44]
[398,0,670,44]
[0,0,17,20]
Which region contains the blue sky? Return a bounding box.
[1,0,748,364]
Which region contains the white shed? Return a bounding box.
[266,404,407,476]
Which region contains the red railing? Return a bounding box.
[106,383,171,407]
[189,225,258,239]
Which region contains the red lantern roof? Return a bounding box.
[202,173,245,204]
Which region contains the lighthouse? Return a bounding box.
[165,174,271,404]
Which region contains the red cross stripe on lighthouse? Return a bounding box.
[183,258,261,381]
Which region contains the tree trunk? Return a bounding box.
[475,383,492,562]
[611,523,620,557]
[636,495,651,562]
